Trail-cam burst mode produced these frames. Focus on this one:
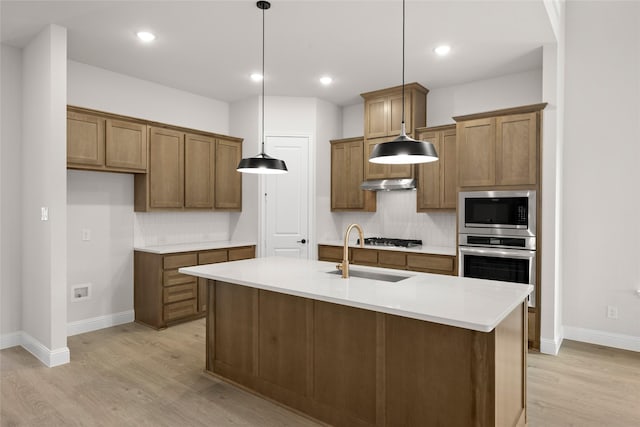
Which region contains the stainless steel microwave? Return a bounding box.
[458,190,536,237]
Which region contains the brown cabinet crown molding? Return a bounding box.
[67,105,242,143]
[452,102,547,122]
[360,82,429,99]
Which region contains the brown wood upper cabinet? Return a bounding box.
[67,108,147,173]
[185,133,215,208]
[330,137,375,212]
[135,129,243,212]
[454,104,545,188]
[361,83,427,181]
[361,83,427,139]
[214,138,243,210]
[415,125,457,211]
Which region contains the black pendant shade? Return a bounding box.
[369,125,439,165]
[237,1,288,175]
[237,152,288,174]
[368,0,438,165]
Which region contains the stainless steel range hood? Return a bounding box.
[360,178,416,191]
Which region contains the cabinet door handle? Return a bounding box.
[297,239,307,244]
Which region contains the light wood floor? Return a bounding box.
[1,319,638,426]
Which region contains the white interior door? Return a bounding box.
[264,135,310,258]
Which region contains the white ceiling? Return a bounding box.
[1,0,555,106]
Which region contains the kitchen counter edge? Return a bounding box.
[134,241,257,254]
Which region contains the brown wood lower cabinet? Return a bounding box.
[134,245,255,329]
[207,281,527,427]
[318,244,457,276]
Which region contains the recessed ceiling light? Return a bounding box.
[434,45,451,56]
[320,76,333,85]
[250,73,263,82]
[136,31,156,42]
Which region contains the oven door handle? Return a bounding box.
[458,245,536,259]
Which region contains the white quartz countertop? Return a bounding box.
[318,241,456,256]
[180,256,532,332]
[134,241,256,254]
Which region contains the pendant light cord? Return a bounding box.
[261,3,266,155]
[401,0,406,128]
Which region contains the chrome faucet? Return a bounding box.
[337,223,364,278]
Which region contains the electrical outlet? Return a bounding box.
[71,284,91,301]
[607,305,618,319]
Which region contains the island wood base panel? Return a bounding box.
[206,281,526,427]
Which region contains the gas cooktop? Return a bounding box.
[358,237,423,248]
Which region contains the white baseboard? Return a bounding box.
[1,309,133,367]
[563,326,640,352]
[0,331,23,350]
[67,309,134,337]
[3,331,70,367]
[539,334,563,355]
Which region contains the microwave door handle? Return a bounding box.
[459,246,535,258]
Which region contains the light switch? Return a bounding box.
[41,207,48,221]
[81,229,91,241]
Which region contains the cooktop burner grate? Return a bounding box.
[358,237,423,248]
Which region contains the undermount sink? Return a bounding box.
[327,269,411,283]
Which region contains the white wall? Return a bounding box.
[539,0,566,356]
[427,68,543,126]
[67,171,134,325]
[314,99,343,253]
[21,25,69,366]
[229,97,260,245]
[0,44,23,344]
[68,61,229,134]
[342,103,364,138]
[562,1,640,350]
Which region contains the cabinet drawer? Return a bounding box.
[406,254,454,273]
[163,269,197,286]
[163,253,197,269]
[318,245,344,262]
[378,251,406,268]
[163,283,197,304]
[228,246,255,261]
[163,299,197,322]
[199,249,228,265]
[352,248,378,266]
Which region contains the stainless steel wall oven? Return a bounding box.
[459,190,537,307]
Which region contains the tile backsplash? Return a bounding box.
[134,211,231,247]
[332,191,456,248]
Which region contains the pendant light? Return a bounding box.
[368,0,438,165]
[237,1,288,174]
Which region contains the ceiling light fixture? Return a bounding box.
[320,76,333,85]
[434,45,451,56]
[369,0,438,165]
[237,1,288,175]
[136,31,156,42]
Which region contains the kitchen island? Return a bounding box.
[180,257,532,427]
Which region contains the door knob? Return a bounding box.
[297,239,307,244]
